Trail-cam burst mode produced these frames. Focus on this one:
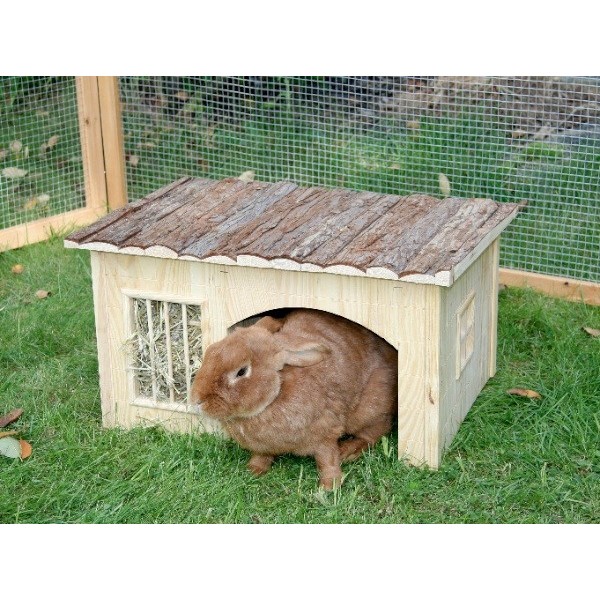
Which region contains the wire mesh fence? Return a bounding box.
[0,77,85,231]
[118,76,600,283]
[2,76,598,283]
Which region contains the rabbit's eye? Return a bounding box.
[227,364,251,385]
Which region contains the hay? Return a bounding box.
[125,299,202,403]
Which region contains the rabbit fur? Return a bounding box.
[190,308,397,489]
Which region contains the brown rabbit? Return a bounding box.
[190,308,397,489]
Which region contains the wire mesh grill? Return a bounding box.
[3,76,597,283]
[118,76,600,283]
[0,77,85,230]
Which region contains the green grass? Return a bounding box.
[1,238,598,523]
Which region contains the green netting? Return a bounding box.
[2,76,598,283]
[0,76,85,232]
[118,76,600,283]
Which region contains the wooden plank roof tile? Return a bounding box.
[65,177,520,286]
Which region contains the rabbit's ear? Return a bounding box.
[254,316,283,333]
[276,340,330,369]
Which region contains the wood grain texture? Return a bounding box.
[90,249,502,467]
[90,252,115,427]
[92,253,425,439]
[500,268,600,306]
[65,177,520,286]
[438,243,497,454]
[488,239,500,377]
[76,77,107,212]
[0,206,106,251]
[97,76,127,210]
[396,285,442,468]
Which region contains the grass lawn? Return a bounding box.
[0,237,598,523]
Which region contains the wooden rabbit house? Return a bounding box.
[65,177,520,468]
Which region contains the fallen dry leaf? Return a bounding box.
[40,135,59,154]
[533,125,554,140]
[0,437,22,459]
[0,149,7,159]
[511,129,529,139]
[19,439,32,460]
[406,120,421,131]
[506,388,542,399]
[0,430,18,439]
[2,166,28,178]
[22,193,50,211]
[10,140,22,153]
[127,154,140,167]
[0,408,24,428]
[439,173,451,197]
[205,125,216,148]
[11,264,25,274]
[238,170,255,183]
[23,197,39,211]
[583,327,600,338]
[35,289,51,299]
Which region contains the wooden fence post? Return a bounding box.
[76,77,108,212]
[77,76,127,212]
[98,77,127,210]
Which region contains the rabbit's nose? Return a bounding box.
[188,388,204,406]
[189,403,204,415]
[188,394,206,414]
